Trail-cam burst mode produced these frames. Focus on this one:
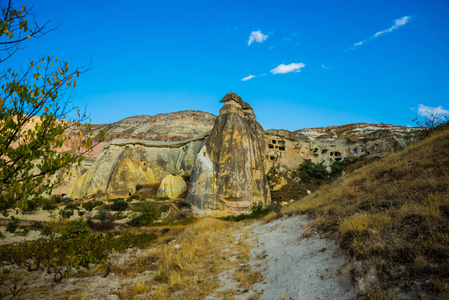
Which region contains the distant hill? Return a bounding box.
[295,122,413,139]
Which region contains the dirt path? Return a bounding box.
[211,214,357,300]
[249,215,356,299]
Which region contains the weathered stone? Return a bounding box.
[272,177,288,191]
[67,136,206,199]
[157,174,187,199]
[219,92,243,107]
[187,93,270,217]
[265,124,415,169]
[63,111,216,159]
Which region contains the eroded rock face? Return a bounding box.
[64,111,216,158]
[187,94,270,216]
[157,174,187,199]
[68,136,205,199]
[265,125,415,169]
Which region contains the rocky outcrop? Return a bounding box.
[67,135,206,199]
[186,93,270,216]
[156,175,187,199]
[265,125,415,169]
[64,111,216,158]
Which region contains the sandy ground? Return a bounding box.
[249,215,356,299]
[208,214,356,300]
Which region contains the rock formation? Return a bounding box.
[156,174,187,199]
[63,111,216,158]
[55,93,417,219]
[68,135,206,199]
[265,124,414,170]
[186,93,271,216]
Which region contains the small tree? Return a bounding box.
[413,113,448,139]
[0,1,104,214]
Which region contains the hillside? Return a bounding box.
[295,122,413,139]
[284,126,449,298]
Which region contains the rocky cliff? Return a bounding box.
[265,124,415,170]
[64,111,216,158]
[186,93,271,216]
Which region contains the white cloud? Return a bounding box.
[322,64,328,70]
[270,63,305,74]
[374,16,411,37]
[241,75,256,81]
[350,16,411,50]
[416,104,449,118]
[248,30,268,46]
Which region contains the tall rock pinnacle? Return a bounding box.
[186,92,271,216]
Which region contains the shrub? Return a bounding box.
[95,209,115,230]
[65,203,80,211]
[42,198,58,211]
[331,161,343,178]
[299,159,330,183]
[108,199,128,211]
[128,195,140,202]
[51,195,64,204]
[59,207,74,219]
[61,219,91,240]
[62,197,74,204]
[413,114,448,139]
[6,216,18,233]
[82,201,104,211]
[21,200,38,214]
[219,202,271,222]
[129,203,159,226]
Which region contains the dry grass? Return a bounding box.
[283,127,449,299]
[236,267,263,288]
[143,218,252,299]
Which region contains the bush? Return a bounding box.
[42,198,58,211]
[219,202,271,222]
[299,159,330,183]
[331,161,343,178]
[129,203,159,226]
[21,200,38,214]
[59,207,74,219]
[95,209,115,230]
[6,216,18,233]
[82,201,104,212]
[61,219,91,240]
[108,199,128,211]
[128,195,140,202]
[51,195,64,204]
[65,203,80,211]
[413,114,448,139]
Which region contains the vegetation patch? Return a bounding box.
[0,218,157,298]
[219,202,271,222]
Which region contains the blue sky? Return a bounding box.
[3,0,449,130]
